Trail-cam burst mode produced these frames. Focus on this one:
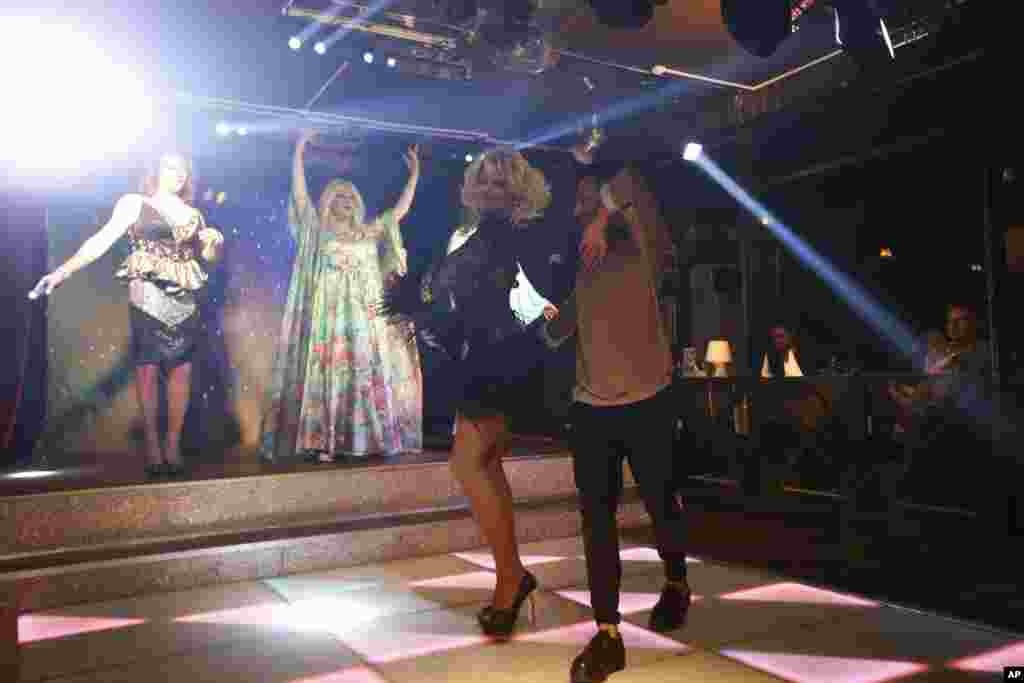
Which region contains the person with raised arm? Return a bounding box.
[543,167,691,683]
[260,131,423,462]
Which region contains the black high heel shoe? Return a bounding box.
[163,461,187,477]
[477,571,538,638]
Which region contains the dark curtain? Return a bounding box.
[1,194,48,467]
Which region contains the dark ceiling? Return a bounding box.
[16,0,965,197]
[67,2,856,149]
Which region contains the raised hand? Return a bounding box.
[404,144,420,176]
[579,209,609,271]
[298,129,319,148]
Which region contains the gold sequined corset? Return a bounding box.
[115,204,209,294]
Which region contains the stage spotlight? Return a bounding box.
[587,0,657,29]
[465,154,475,163]
[289,36,302,50]
[833,0,894,65]
[682,142,703,161]
[720,0,791,57]
[386,56,397,68]
[314,41,326,55]
[237,127,248,136]
[1,20,153,169]
[215,122,232,136]
[4,470,60,479]
[216,191,227,205]
[363,51,374,64]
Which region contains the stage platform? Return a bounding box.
[12,533,1024,683]
[0,435,648,617]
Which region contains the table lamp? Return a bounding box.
[705,340,733,377]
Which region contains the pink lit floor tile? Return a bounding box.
[18,614,146,643]
[720,649,927,683]
[555,589,703,615]
[452,552,568,571]
[949,640,1024,673]
[720,582,878,608]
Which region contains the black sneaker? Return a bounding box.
[648,584,691,632]
[570,629,626,683]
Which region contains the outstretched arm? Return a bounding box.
[391,144,420,222]
[31,194,142,297]
[293,130,316,213]
[605,166,673,280]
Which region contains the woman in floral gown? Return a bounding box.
[261,131,422,461]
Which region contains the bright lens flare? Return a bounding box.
[0,20,153,170]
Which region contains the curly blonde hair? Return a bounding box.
[461,147,551,224]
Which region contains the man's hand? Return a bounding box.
[542,304,559,320]
[579,207,609,271]
[926,352,959,375]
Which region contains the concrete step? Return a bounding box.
[1,489,648,614]
[3,452,594,560]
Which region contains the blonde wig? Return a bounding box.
[461,147,551,224]
[318,178,367,229]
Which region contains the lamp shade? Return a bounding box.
[705,340,733,365]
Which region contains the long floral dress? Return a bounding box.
[260,195,422,461]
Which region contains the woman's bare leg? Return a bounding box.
[450,412,526,609]
[164,362,192,466]
[135,364,163,466]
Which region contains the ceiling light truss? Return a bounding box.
[175,91,566,152]
[286,5,457,49]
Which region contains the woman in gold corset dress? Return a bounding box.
[31,154,223,476]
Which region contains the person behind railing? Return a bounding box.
[889,304,991,425]
[888,303,993,504]
[760,321,806,378]
[756,320,834,488]
[888,329,947,435]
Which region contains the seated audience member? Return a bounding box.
[757,322,833,487]
[889,303,993,503]
[890,304,991,421]
[760,322,807,378]
[888,329,947,433]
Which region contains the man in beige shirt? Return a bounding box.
[543,165,690,683]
